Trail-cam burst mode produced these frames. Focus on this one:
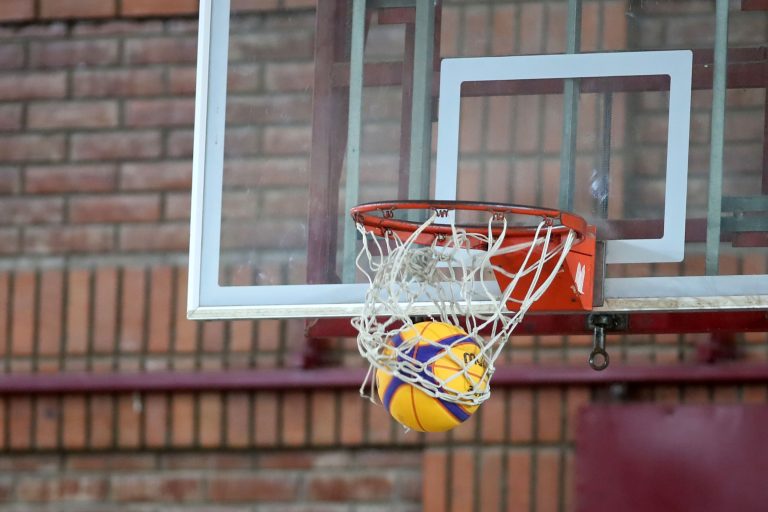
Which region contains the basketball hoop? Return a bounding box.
[351,200,596,407]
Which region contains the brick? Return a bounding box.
[25,164,117,194]
[0,228,19,255]
[27,101,118,129]
[61,396,87,449]
[125,37,198,65]
[71,131,161,161]
[208,475,299,502]
[225,392,250,448]
[173,267,197,354]
[0,478,10,501]
[0,43,26,70]
[284,0,315,7]
[229,32,314,61]
[339,391,364,445]
[309,391,336,446]
[166,21,200,37]
[143,394,168,448]
[0,198,63,224]
[73,69,165,97]
[165,193,191,220]
[254,392,279,446]
[227,95,312,126]
[161,453,247,470]
[264,126,312,155]
[201,319,225,355]
[199,392,223,448]
[88,395,114,448]
[25,476,108,503]
[168,66,197,95]
[0,0,34,22]
[0,134,65,162]
[0,398,5,450]
[39,0,116,18]
[476,448,504,511]
[309,473,395,502]
[0,104,22,131]
[367,400,394,444]
[120,161,192,190]
[507,450,532,511]
[117,394,141,448]
[171,393,195,446]
[281,391,307,446]
[0,273,8,358]
[34,397,60,450]
[119,267,145,354]
[225,64,261,94]
[536,449,561,512]
[257,452,313,471]
[9,396,33,450]
[112,475,201,503]
[92,267,117,354]
[11,271,35,357]
[37,269,64,356]
[125,98,195,127]
[448,447,475,510]
[167,129,194,157]
[221,190,259,219]
[122,0,198,17]
[65,269,90,359]
[147,266,172,354]
[119,223,189,251]
[231,0,279,12]
[264,62,314,92]
[537,388,563,442]
[519,3,545,54]
[29,40,118,69]
[70,19,164,36]
[69,194,161,223]
[24,225,114,254]
[0,167,20,194]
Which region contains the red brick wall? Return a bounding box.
[1,1,768,511]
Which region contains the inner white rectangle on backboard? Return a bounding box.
[433,50,693,264]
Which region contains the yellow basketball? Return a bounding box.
[376,321,489,432]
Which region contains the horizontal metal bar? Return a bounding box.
[722,196,768,212]
[310,310,768,338]
[721,216,768,232]
[369,0,415,8]
[329,49,768,92]
[3,363,768,395]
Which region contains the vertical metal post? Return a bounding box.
[559,0,582,211]
[596,92,613,219]
[705,0,729,275]
[307,0,345,285]
[342,0,367,283]
[408,0,435,200]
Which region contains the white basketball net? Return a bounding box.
[353,210,578,407]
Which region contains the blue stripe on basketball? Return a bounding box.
[409,334,472,363]
[390,332,405,348]
[438,398,471,422]
[382,375,406,412]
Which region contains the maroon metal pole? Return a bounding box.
[3,363,768,395]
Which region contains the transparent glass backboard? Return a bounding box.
[189,0,768,319]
